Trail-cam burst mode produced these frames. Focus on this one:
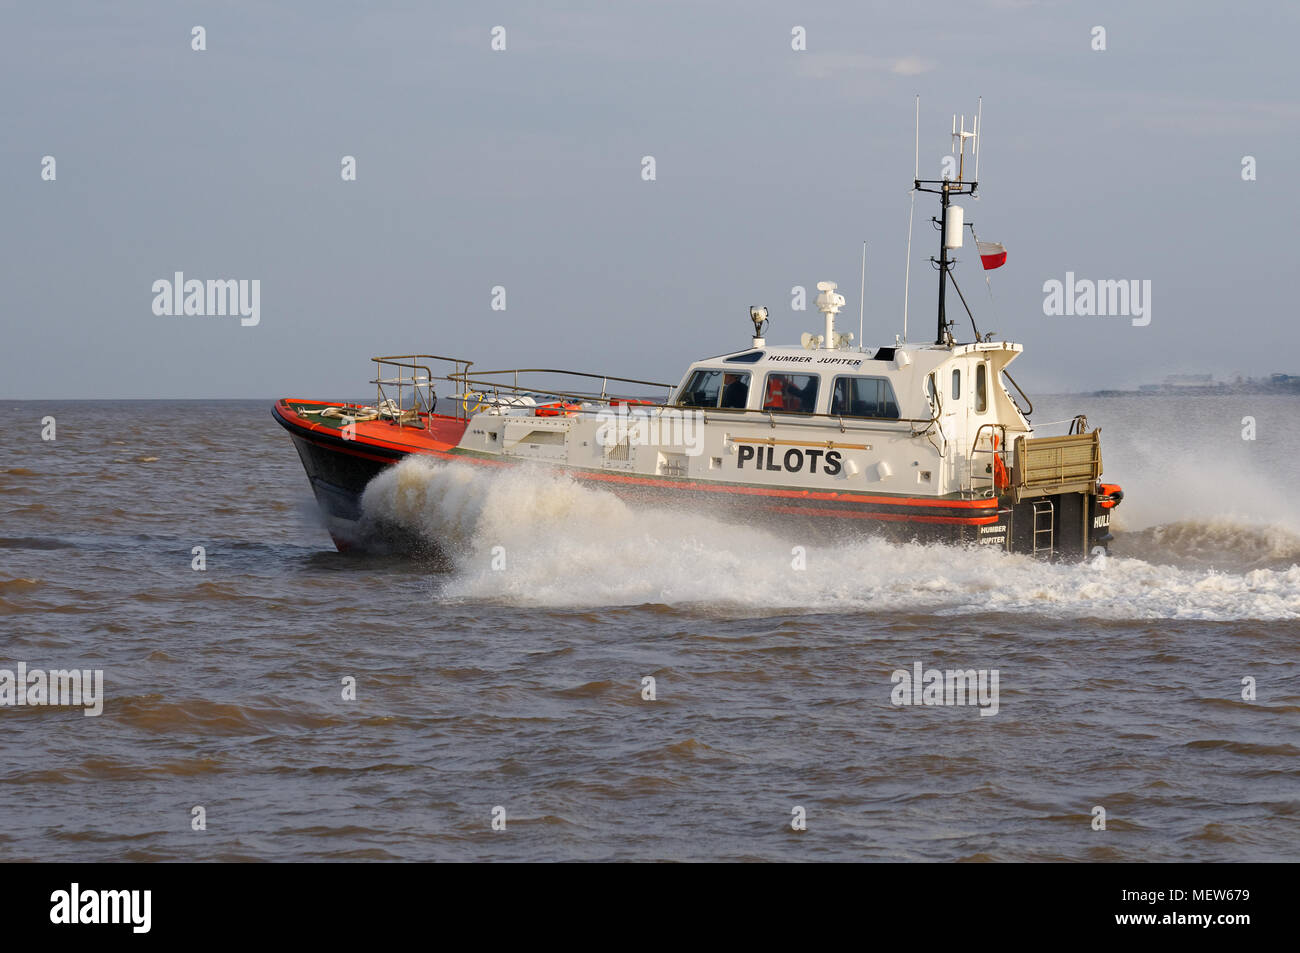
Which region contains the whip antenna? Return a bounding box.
[902,95,919,343]
[858,241,866,351]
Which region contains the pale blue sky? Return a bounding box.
[2,0,1296,398]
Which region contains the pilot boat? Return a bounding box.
[274,110,1122,559]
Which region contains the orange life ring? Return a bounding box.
[1096,483,1124,508]
[536,402,581,417]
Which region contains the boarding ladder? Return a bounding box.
[1032,500,1055,555]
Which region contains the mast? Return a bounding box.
[915,109,980,345]
[935,186,952,345]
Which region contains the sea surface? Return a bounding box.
[0,395,1296,861]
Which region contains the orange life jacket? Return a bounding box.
[991,434,1010,491]
[765,377,786,410]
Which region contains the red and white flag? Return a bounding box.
[977,241,1007,270]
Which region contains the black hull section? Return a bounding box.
[976,492,1115,560]
[282,430,394,549]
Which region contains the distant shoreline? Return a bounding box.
[1063,383,1300,398]
[4,386,1300,402]
[5,389,1300,401]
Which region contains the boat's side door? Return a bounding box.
[943,362,969,491]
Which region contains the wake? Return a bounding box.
[359,456,1300,620]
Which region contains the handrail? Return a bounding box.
[456,367,674,391]
[448,366,676,409]
[970,422,1010,498]
[371,353,475,423]
[1003,370,1033,418]
[372,352,475,377]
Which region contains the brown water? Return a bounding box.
[0,396,1296,861]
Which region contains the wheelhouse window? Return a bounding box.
[720,372,750,408]
[829,376,901,419]
[951,368,961,401]
[677,369,750,409]
[974,363,988,413]
[761,373,819,414]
